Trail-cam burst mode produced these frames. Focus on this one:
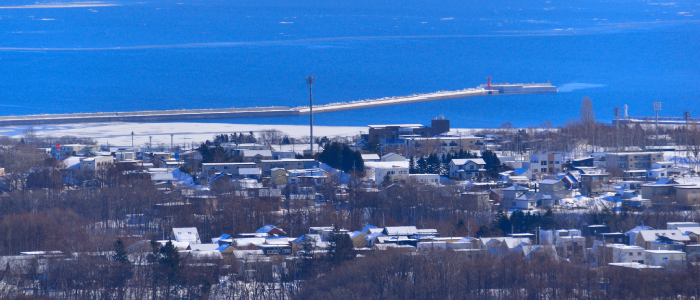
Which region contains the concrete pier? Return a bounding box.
[0,84,556,126]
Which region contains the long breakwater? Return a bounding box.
[0,85,555,126]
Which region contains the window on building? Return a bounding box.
[555,161,560,164]
[541,161,547,166]
[629,253,633,256]
[663,257,668,262]
[638,252,641,256]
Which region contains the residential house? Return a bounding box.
[572,157,594,167]
[641,178,689,205]
[243,150,272,164]
[255,225,287,237]
[270,168,288,186]
[609,244,646,264]
[625,226,653,246]
[361,154,381,162]
[172,227,201,244]
[449,158,486,180]
[201,162,257,178]
[260,159,318,176]
[271,151,295,160]
[382,153,407,162]
[580,172,612,196]
[369,162,409,184]
[673,185,700,208]
[409,174,440,185]
[538,179,571,199]
[644,250,686,266]
[52,144,99,160]
[461,191,491,210]
[635,230,690,249]
[667,222,700,230]
[499,168,532,183]
[79,156,114,172]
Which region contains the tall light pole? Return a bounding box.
[149,136,153,150]
[653,102,661,146]
[614,107,621,152]
[684,110,691,160]
[170,134,174,152]
[131,131,134,149]
[307,75,315,155]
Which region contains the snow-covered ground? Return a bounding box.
[1,122,367,148]
[559,192,620,211]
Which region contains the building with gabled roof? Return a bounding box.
[449,158,486,180]
[635,229,690,249]
[172,227,201,244]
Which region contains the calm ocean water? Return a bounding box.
[0,0,698,128]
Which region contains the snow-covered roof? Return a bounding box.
[361,225,378,234]
[189,243,220,251]
[681,227,700,235]
[451,158,486,166]
[539,179,561,185]
[157,240,190,250]
[365,161,410,169]
[172,227,201,244]
[384,226,418,236]
[243,150,272,157]
[151,173,176,181]
[625,225,653,234]
[62,156,82,170]
[361,154,380,160]
[513,168,529,175]
[239,168,262,176]
[233,238,267,247]
[638,230,690,242]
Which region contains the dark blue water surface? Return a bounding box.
[0,0,698,127]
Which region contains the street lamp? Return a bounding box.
[653,102,661,146]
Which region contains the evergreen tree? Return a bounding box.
[540,208,556,230]
[109,239,132,300]
[426,153,441,174]
[327,226,355,265]
[318,142,364,174]
[417,156,428,174]
[510,210,525,233]
[150,240,184,300]
[363,135,381,154]
[481,149,502,178]
[493,211,511,236]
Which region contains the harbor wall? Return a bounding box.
[0,84,556,126]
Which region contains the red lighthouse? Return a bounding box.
[487,76,492,90]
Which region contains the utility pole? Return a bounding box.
[149,136,153,150]
[307,76,315,156]
[653,102,661,147]
[170,134,174,152]
[685,110,691,164]
[131,131,134,149]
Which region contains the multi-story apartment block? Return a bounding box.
[605,152,664,171]
[528,153,563,179]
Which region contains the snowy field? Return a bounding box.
[0,122,367,148]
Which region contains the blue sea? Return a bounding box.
[0,0,698,128]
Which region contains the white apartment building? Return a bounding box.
[529,153,563,179]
